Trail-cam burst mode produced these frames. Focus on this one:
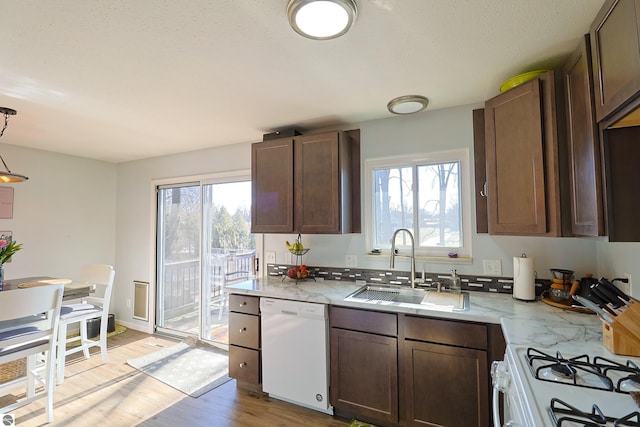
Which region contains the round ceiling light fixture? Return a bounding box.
[287,0,357,40]
[387,95,430,115]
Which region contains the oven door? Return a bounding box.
[491,360,527,427]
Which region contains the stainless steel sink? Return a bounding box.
[344,284,469,312]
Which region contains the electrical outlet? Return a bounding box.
[265,251,276,265]
[346,255,357,268]
[623,273,632,297]
[483,259,502,276]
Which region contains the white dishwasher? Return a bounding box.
[260,297,332,414]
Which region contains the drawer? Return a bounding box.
[229,312,260,348]
[330,306,397,336]
[229,345,260,385]
[229,294,260,315]
[402,315,487,350]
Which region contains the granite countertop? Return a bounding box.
[226,276,605,350]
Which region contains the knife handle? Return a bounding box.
[600,277,631,302]
[586,290,618,317]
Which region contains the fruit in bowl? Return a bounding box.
[287,265,310,279]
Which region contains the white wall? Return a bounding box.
[115,103,639,332]
[6,103,636,333]
[264,105,600,280]
[0,144,116,282]
[115,143,252,331]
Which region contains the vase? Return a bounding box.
[0,263,3,291]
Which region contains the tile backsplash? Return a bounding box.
[267,264,551,296]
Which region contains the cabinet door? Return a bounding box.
[251,138,294,233]
[473,109,488,233]
[330,328,398,424]
[403,340,489,427]
[591,0,640,121]
[294,131,351,233]
[485,79,547,235]
[564,36,605,236]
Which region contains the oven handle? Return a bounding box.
[491,360,513,427]
[492,385,502,427]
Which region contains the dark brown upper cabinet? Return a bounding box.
[473,109,488,234]
[484,70,570,236]
[251,130,360,234]
[564,35,605,237]
[590,0,640,122]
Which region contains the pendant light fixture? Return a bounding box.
[0,107,29,183]
[287,0,357,40]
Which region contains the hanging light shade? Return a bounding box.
[0,107,29,183]
[287,0,357,40]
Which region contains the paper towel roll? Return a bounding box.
[513,255,535,301]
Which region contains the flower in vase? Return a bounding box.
[0,236,22,264]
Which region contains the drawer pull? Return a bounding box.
[239,327,247,333]
[239,362,247,368]
[239,301,247,307]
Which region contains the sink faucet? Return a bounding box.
[390,228,416,288]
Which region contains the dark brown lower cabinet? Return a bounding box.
[329,307,501,427]
[402,340,488,427]
[331,328,398,424]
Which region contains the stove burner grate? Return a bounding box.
[526,348,614,392]
[549,398,640,427]
[595,357,640,394]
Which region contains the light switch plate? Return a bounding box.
[483,259,502,275]
[265,251,276,265]
[346,255,357,268]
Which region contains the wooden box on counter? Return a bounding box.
[602,302,640,357]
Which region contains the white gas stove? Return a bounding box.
[493,345,640,426]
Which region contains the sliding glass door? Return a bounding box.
[156,177,255,345]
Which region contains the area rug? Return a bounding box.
[126,337,230,397]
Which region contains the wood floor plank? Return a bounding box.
[5,329,351,426]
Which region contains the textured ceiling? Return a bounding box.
[0,0,605,162]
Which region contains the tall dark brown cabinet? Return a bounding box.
[484,70,569,236]
[563,35,604,236]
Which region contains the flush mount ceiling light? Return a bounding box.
[287,0,357,40]
[0,107,29,183]
[387,95,430,115]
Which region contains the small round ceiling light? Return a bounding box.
[287,0,357,40]
[387,95,429,115]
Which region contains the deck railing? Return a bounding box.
[161,250,255,318]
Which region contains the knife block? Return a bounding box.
[602,302,640,357]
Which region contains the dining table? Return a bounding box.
[2,276,93,300]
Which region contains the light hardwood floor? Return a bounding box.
[4,329,350,426]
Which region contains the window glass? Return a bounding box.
[367,150,470,258]
[416,161,461,248]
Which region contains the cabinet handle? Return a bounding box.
[239,362,247,368]
[239,327,247,333]
[239,301,247,307]
[480,181,488,197]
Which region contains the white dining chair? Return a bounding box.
[0,284,64,423]
[56,264,115,384]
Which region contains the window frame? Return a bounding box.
[364,148,472,259]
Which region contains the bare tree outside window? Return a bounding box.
[373,161,461,250]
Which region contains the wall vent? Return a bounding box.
[133,281,149,321]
